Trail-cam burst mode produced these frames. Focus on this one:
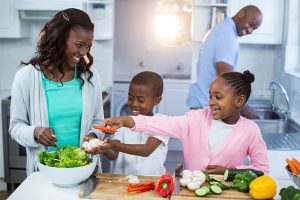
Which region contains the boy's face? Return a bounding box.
[209,77,245,124]
[128,84,161,116]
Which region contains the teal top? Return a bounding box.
[42,68,82,151]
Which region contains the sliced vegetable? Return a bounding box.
[127,182,155,193]
[209,181,231,190]
[204,172,211,182]
[210,185,222,195]
[195,187,209,197]
[224,169,264,181]
[93,125,117,134]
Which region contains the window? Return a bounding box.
[148,0,192,49]
[284,0,300,76]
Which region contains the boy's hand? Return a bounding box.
[205,165,227,175]
[83,133,97,142]
[83,139,111,155]
[104,116,135,129]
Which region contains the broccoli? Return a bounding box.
[280,186,300,200]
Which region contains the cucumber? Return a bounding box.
[204,172,211,182]
[210,181,231,190]
[224,169,264,181]
[209,181,220,185]
[210,185,222,195]
[195,186,210,197]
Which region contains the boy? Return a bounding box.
[87,71,169,175]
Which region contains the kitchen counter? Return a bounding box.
[7,172,298,200]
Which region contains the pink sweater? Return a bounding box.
[132,108,269,174]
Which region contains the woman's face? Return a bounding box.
[209,77,243,124]
[64,27,94,69]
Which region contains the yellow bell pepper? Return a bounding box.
[249,175,277,199]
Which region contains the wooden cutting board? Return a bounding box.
[170,175,253,200]
[84,173,166,200]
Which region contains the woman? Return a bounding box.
[9,8,104,175]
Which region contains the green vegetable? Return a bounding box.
[210,185,222,195]
[209,181,231,190]
[280,186,300,200]
[232,171,257,192]
[224,169,264,181]
[195,186,210,197]
[38,146,91,168]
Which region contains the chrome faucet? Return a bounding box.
[269,81,291,120]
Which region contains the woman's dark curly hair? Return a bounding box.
[21,8,94,86]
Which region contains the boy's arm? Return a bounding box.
[103,140,119,160]
[112,137,162,157]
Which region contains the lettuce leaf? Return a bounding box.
[38,146,91,168]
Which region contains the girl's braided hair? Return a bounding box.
[21,8,94,86]
[220,70,255,102]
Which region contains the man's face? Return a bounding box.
[236,10,263,37]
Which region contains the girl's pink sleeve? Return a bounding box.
[132,114,189,140]
[235,132,269,174]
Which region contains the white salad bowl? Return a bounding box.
[37,155,97,187]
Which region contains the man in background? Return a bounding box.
[186,5,263,119]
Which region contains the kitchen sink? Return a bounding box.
[253,109,281,120]
[254,120,300,150]
[254,119,299,134]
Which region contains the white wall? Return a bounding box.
[0,21,114,91]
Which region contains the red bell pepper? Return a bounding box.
[155,174,174,197]
[127,182,155,193]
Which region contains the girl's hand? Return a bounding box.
[104,116,135,129]
[34,127,57,147]
[205,165,227,175]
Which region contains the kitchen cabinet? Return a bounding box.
[158,79,190,116]
[193,0,284,44]
[0,0,28,38]
[227,0,284,44]
[192,0,228,42]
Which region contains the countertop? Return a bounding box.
[7,172,298,200]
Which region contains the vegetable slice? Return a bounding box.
[93,125,117,134]
[210,185,222,195]
[195,187,209,197]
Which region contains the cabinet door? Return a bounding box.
[0,0,28,38]
[158,80,190,116]
[228,0,284,44]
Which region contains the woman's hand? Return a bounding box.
[34,127,57,147]
[205,165,227,175]
[104,116,135,129]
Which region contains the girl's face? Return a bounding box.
[128,84,161,116]
[64,27,94,69]
[209,77,245,124]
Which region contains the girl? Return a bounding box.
[104,70,269,174]
[10,8,105,175]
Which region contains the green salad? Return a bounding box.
[38,146,91,168]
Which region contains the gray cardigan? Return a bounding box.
[9,65,105,175]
